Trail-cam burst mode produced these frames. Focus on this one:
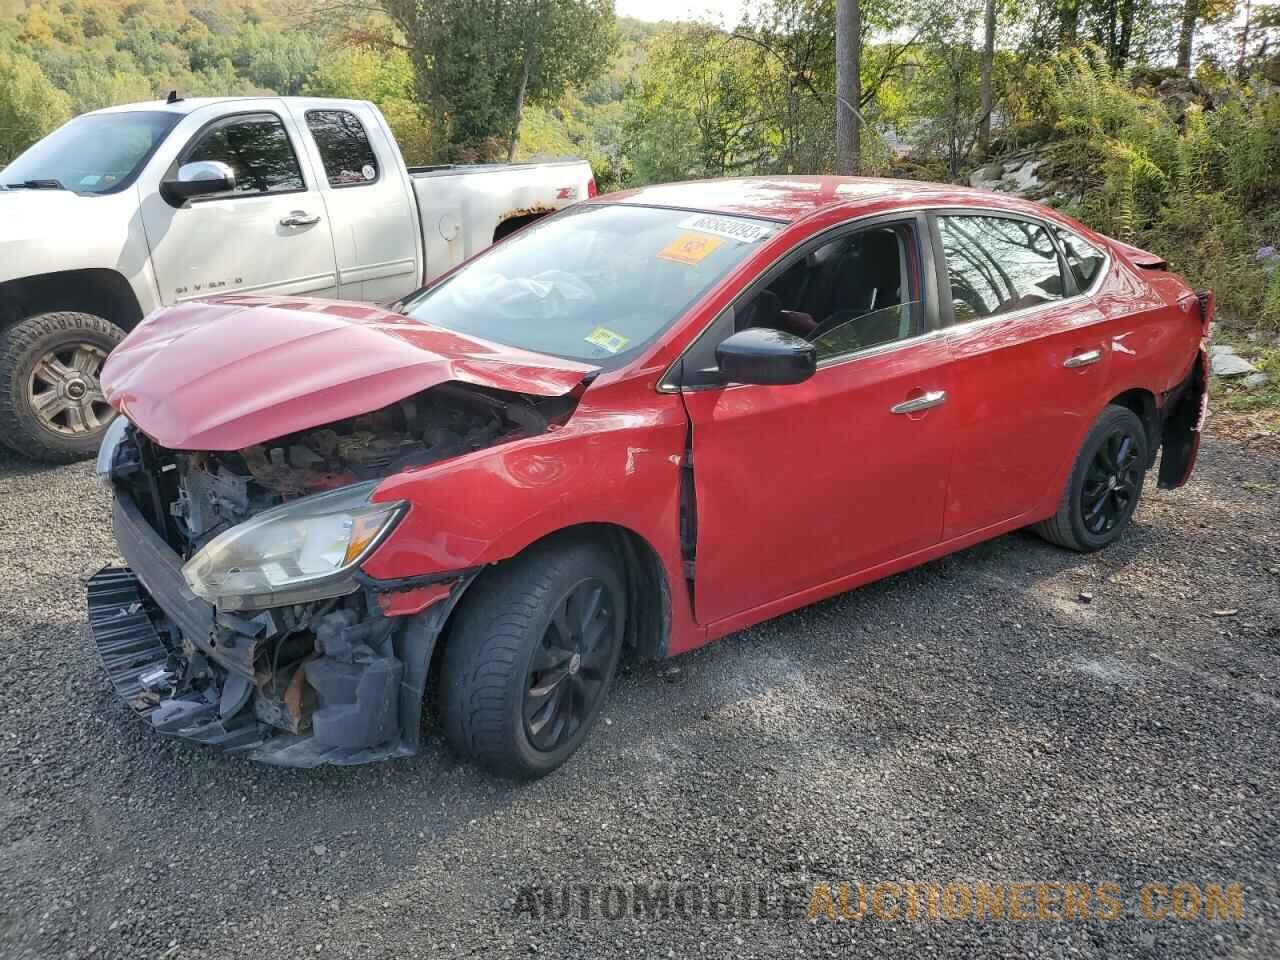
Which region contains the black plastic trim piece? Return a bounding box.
[355,566,484,593]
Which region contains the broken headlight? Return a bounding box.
[95,414,130,488]
[182,481,404,611]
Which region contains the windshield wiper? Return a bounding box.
[1,179,66,190]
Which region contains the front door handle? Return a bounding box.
[1063,349,1102,368]
[280,211,322,227]
[891,390,947,415]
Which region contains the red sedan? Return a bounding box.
[91,176,1210,777]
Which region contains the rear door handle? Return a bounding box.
[891,390,947,415]
[1063,349,1102,368]
[280,211,321,227]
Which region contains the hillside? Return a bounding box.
[0,1,653,171]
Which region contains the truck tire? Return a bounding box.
[440,536,626,780]
[0,311,125,463]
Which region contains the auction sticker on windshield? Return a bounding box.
[584,326,631,353]
[678,213,774,243]
[657,233,724,266]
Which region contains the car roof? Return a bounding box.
[87,96,368,117]
[600,175,1051,224]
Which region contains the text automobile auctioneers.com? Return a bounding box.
[511,881,1246,923]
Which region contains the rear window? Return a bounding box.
[938,214,1066,323]
[306,110,379,187]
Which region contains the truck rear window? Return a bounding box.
[305,110,379,187]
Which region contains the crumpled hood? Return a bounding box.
[102,295,598,450]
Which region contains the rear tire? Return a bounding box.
[0,311,125,463]
[440,536,626,779]
[1033,404,1148,552]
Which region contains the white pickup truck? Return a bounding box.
[0,95,595,462]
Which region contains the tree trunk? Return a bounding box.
[1116,0,1135,67]
[507,40,532,163]
[835,0,861,175]
[978,0,997,157]
[1176,0,1200,75]
[1237,0,1252,76]
[1059,0,1079,46]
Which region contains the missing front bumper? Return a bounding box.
[86,554,464,768]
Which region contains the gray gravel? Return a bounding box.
[1,439,1278,959]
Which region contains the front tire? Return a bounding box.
[0,311,125,463]
[440,537,626,779]
[1033,404,1149,552]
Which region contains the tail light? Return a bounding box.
[587,177,598,198]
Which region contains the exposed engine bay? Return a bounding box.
[91,382,576,765]
[120,382,568,558]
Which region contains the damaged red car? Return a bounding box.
[90,176,1211,778]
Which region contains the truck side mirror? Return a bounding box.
[161,161,236,206]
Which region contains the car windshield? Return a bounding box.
[2,111,180,194]
[402,204,777,366]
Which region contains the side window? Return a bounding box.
[937,215,1065,324]
[182,114,304,198]
[306,109,380,187]
[802,224,922,360]
[1055,227,1106,291]
[678,220,924,381]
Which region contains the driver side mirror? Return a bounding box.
[161,160,236,206]
[715,328,817,386]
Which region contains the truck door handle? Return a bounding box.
[280,211,321,227]
[1063,349,1102,368]
[891,390,947,414]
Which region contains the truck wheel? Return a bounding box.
[0,311,125,463]
[440,537,626,780]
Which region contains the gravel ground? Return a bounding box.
[1,437,1277,960]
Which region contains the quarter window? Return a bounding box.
[937,215,1066,323]
[182,114,304,198]
[1054,227,1106,291]
[306,110,379,187]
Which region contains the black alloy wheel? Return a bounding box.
[1080,428,1143,536]
[523,577,617,753]
[1033,403,1149,553]
[440,536,627,779]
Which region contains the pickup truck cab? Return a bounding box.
[0,95,594,462]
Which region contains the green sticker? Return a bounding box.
[584,326,630,354]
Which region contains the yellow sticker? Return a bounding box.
[584,326,631,354]
[656,232,724,266]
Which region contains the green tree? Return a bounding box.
[623,23,773,183]
[0,51,72,163]
[383,0,616,160]
[909,0,986,178]
[304,45,432,163]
